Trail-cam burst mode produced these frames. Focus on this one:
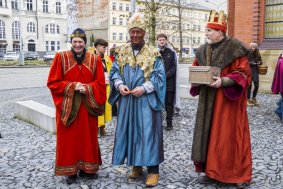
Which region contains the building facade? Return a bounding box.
[228,0,283,92]
[0,0,67,55]
[76,0,210,55]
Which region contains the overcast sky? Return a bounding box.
[196,0,228,11]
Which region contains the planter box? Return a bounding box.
[189,66,221,84]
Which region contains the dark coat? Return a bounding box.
[159,47,176,92]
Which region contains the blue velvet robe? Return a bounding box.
[109,57,166,166]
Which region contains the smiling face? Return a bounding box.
[205,28,224,44]
[129,28,145,45]
[71,37,86,55]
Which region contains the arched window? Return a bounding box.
[56,2,61,14]
[0,20,5,39]
[12,21,20,39]
[56,25,60,34]
[265,1,283,38]
[45,24,49,33]
[27,22,35,32]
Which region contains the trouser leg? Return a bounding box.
[165,91,175,127]
[253,80,259,98]
[247,85,252,99]
[147,165,159,174]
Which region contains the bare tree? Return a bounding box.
[139,0,171,46]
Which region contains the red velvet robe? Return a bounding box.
[47,50,106,176]
[191,56,252,183]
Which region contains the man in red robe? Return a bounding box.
[47,28,106,185]
[190,10,252,187]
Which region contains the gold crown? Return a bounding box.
[128,13,147,31]
[207,10,227,32]
[70,32,86,38]
[208,10,227,25]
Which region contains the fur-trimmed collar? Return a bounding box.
[195,37,249,68]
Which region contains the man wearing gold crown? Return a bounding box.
[47,28,106,185]
[189,10,252,187]
[109,13,166,187]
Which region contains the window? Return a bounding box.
[50,24,55,34]
[119,3,123,11]
[112,17,116,25]
[0,0,2,7]
[112,2,116,10]
[193,37,196,43]
[0,20,5,39]
[46,41,49,51]
[198,37,201,44]
[27,22,35,32]
[11,0,18,10]
[112,33,116,40]
[43,0,48,13]
[45,25,49,33]
[126,4,129,11]
[119,17,123,25]
[204,14,208,21]
[51,41,55,51]
[265,1,283,38]
[26,0,32,11]
[13,43,20,51]
[12,21,20,39]
[56,2,61,14]
[57,25,60,34]
[193,24,197,31]
[198,25,201,32]
[119,33,123,41]
[57,41,60,50]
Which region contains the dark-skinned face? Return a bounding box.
[129,28,145,45]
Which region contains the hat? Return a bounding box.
[128,12,147,31]
[207,10,227,33]
[70,28,87,44]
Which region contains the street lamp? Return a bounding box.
[205,0,227,11]
[18,0,25,66]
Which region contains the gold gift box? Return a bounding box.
[189,66,221,84]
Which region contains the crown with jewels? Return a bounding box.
[128,12,147,31]
[207,10,227,33]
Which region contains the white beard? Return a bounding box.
[206,38,213,44]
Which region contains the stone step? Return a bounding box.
[14,100,56,134]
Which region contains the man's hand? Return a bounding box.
[131,86,145,97]
[210,76,222,88]
[75,82,84,90]
[79,84,86,94]
[119,85,130,96]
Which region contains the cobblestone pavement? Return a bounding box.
[0,87,283,189]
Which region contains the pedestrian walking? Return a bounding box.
[94,38,112,136]
[247,42,262,106]
[157,33,176,131]
[189,10,252,187]
[271,53,283,121]
[47,28,106,185]
[108,13,166,187]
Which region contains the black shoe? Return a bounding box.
[197,176,217,184]
[165,126,173,131]
[79,170,98,179]
[66,174,77,185]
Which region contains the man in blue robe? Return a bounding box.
[109,13,166,187]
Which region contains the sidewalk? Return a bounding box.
[0,87,282,189]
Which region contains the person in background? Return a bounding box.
[271,53,283,121]
[157,33,177,131]
[47,28,106,185]
[109,45,118,117]
[94,38,112,136]
[109,13,166,187]
[247,42,262,106]
[189,10,252,188]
